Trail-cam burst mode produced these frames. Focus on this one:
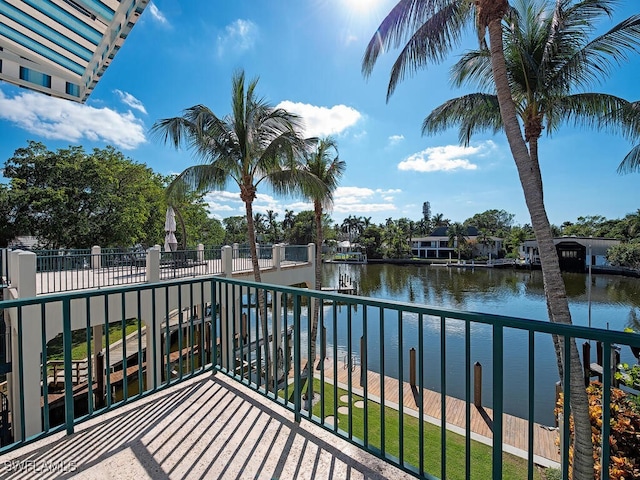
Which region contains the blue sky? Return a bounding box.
[0,0,638,228]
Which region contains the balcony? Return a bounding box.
[0,250,638,479]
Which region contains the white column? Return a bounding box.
[91,246,101,269]
[273,243,281,271]
[146,247,160,283]
[222,246,233,278]
[197,244,204,263]
[307,243,316,290]
[8,251,42,440]
[273,292,283,382]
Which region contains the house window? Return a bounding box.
[66,82,80,97]
[19,67,51,88]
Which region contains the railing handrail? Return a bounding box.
[2,275,639,348]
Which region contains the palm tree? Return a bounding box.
[361,0,640,475]
[300,137,345,395]
[424,0,640,385]
[265,209,280,243]
[432,213,449,228]
[447,222,468,262]
[282,209,295,241]
[476,230,495,258]
[253,212,267,242]
[152,70,324,374]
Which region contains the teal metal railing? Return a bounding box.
[1,275,634,478]
[159,249,209,280]
[284,244,308,263]
[8,245,310,294]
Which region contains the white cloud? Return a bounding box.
[217,19,258,56]
[0,89,146,150]
[147,3,168,25]
[204,191,243,204]
[114,90,147,114]
[335,186,374,202]
[276,101,362,137]
[388,134,404,146]
[375,188,401,194]
[398,142,496,173]
[332,186,397,214]
[333,202,396,214]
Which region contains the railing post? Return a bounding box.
[360,336,365,387]
[222,246,233,278]
[62,298,74,435]
[293,294,301,423]
[409,347,416,387]
[474,362,482,407]
[8,250,43,440]
[197,244,204,263]
[146,247,160,283]
[91,245,101,269]
[321,325,327,360]
[308,243,316,272]
[582,341,591,387]
[232,243,239,260]
[273,243,281,271]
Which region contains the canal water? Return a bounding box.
[319,263,640,426]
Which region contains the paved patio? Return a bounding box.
[0,374,413,480]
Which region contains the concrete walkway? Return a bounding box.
[1,374,413,480]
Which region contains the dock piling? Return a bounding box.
[409,348,416,387]
[474,362,482,407]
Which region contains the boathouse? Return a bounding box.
[519,236,621,272]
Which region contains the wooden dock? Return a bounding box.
[314,359,560,468]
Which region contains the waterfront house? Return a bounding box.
[411,226,503,260]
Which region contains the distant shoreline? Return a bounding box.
[328,258,640,278]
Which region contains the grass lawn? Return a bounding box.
[47,319,140,361]
[291,378,544,480]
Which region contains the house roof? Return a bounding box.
[429,226,479,237]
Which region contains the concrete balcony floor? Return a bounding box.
[1,374,412,480]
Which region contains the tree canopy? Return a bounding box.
[1,141,221,249]
[2,141,166,248]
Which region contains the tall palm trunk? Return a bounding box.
[529,134,564,382]
[244,197,272,381]
[305,203,324,394]
[486,16,593,478]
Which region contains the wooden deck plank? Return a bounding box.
[318,359,560,466]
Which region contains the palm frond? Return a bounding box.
[362,0,456,77]
[549,94,640,141]
[422,93,502,146]
[167,164,229,198]
[617,144,640,174]
[547,7,640,91]
[385,1,474,99]
[450,48,493,90]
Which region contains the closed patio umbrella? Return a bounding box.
[164,206,178,252]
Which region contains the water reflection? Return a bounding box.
[325,263,640,329]
[321,263,640,425]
